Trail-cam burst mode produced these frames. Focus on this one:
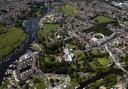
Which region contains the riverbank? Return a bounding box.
[0,27,26,60]
[0,17,40,86]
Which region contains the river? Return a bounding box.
[0,17,40,85]
[0,0,56,85]
[0,1,124,88]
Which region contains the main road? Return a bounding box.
[105,44,128,74]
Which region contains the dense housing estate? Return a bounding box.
[1,0,128,89]
[16,51,38,81]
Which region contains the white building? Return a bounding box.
[64,47,74,62]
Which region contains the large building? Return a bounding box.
[15,51,38,81]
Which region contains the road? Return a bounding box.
[77,33,128,89]
[105,44,128,74]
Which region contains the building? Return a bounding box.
[64,47,74,62]
[16,50,38,81]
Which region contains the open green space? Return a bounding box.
[62,4,77,16]
[39,23,60,43]
[0,26,7,34]
[95,16,114,23]
[85,16,114,36]
[97,57,111,69]
[0,27,26,59]
[89,56,111,72]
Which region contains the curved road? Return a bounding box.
[0,17,40,85]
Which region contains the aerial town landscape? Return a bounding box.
[0,0,128,89]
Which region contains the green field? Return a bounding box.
[63,4,77,16]
[89,57,111,72]
[0,26,7,34]
[0,27,26,59]
[39,23,60,43]
[95,16,113,23]
[97,57,111,68]
[85,16,114,36]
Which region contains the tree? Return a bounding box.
[24,84,29,89]
[18,81,25,87]
[103,74,117,88]
[33,78,41,84]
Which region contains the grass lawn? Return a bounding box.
[89,57,111,71]
[0,27,26,59]
[95,16,113,23]
[39,23,60,43]
[97,57,111,68]
[0,25,7,34]
[86,16,114,36]
[63,4,77,16]
[36,78,46,89]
